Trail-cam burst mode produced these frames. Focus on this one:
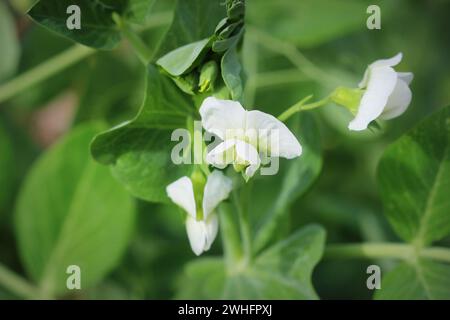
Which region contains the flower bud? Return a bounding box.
[198,61,218,93]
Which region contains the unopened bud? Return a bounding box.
[199,61,218,93]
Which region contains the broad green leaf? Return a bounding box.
[378,106,450,246]
[221,44,243,100]
[155,0,226,57]
[375,260,450,300]
[0,124,14,213]
[91,65,193,202]
[247,0,390,48]
[0,2,20,81]
[15,124,135,295]
[157,38,211,77]
[175,258,227,299]
[176,225,326,299]
[28,0,155,49]
[253,113,322,252]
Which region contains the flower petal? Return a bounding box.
[398,72,414,85]
[370,52,403,69]
[185,216,206,256]
[234,140,260,179]
[246,110,302,159]
[348,66,398,131]
[166,176,196,219]
[206,140,236,169]
[359,53,403,88]
[202,170,233,219]
[380,79,412,120]
[203,214,219,251]
[199,97,246,140]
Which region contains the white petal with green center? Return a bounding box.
[234,140,261,179]
[206,139,236,169]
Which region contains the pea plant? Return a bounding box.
[0,0,449,300]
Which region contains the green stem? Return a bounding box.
[0,45,95,104]
[420,247,450,263]
[0,12,170,105]
[113,13,152,65]
[234,187,252,264]
[325,243,450,264]
[278,95,330,122]
[0,262,40,299]
[246,26,341,88]
[219,203,244,271]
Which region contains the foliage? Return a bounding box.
[0,0,449,301]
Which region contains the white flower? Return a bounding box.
[348,52,413,131]
[166,170,232,256]
[199,97,302,180]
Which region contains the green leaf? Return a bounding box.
[175,258,227,299]
[15,124,135,296]
[375,260,450,300]
[155,0,226,57]
[253,113,323,252]
[28,0,155,49]
[378,106,450,246]
[91,65,193,203]
[157,38,211,77]
[221,44,243,100]
[0,1,20,81]
[176,225,326,299]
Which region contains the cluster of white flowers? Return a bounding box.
[166,98,302,255]
[166,53,413,256]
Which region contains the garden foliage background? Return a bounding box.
[0,0,449,299]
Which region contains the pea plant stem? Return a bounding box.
[0,262,40,299]
[113,13,152,65]
[233,188,252,265]
[246,26,341,88]
[0,45,95,104]
[278,95,330,122]
[0,11,171,105]
[325,243,450,263]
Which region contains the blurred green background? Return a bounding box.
[0,0,449,299]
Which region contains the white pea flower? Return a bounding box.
[200,97,302,180]
[166,170,232,256]
[348,52,413,131]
